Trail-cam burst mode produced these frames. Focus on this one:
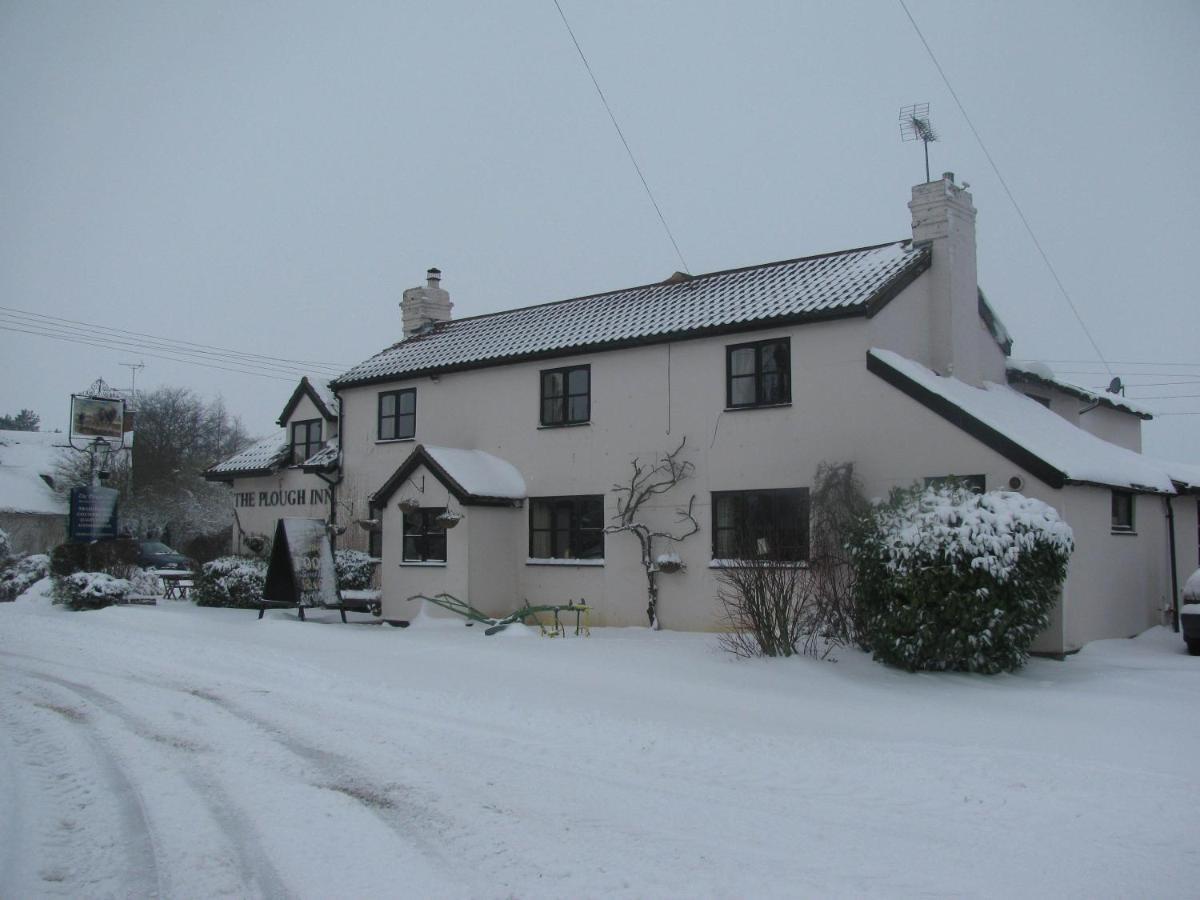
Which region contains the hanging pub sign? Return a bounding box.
[71,394,126,445]
[263,518,339,609]
[69,486,120,542]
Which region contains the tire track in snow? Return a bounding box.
[181,687,464,871]
[4,664,291,899]
[0,672,164,898]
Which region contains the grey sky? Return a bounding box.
[2,1,1198,460]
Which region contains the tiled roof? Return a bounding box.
[205,432,289,480]
[335,240,928,386]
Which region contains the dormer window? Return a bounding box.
[290,419,322,465]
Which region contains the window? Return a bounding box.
[712,488,809,561]
[379,389,416,441]
[403,508,446,562]
[925,474,986,495]
[1111,490,1135,533]
[290,419,322,465]
[726,338,790,408]
[529,496,604,559]
[540,365,590,426]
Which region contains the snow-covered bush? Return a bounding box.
[0,527,10,563]
[192,556,268,608]
[52,571,133,610]
[851,484,1073,674]
[0,553,50,602]
[335,549,377,590]
[127,567,165,598]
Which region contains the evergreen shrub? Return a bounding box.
[50,540,139,578]
[192,556,268,608]
[0,553,49,602]
[334,549,376,590]
[52,571,132,610]
[851,483,1073,673]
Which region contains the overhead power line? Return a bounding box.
[897,0,1114,379]
[0,305,351,383]
[552,0,690,274]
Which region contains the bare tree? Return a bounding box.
[605,436,699,630]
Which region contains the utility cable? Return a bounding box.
[898,0,1113,378]
[0,304,349,374]
[552,0,690,274]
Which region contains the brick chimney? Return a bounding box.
[401,267,453,338]
[909,173,984,384]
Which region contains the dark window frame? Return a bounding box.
[378,388,416,441]
[539,364,591,427]
[725,337,791,409]
[925,474,987,495]
[1111,490,1135,533]
[711,487,810,562]
[528,495,605,560]
[290,418,322,465]
[402,507,446,562]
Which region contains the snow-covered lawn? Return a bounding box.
[2,582,1197,898]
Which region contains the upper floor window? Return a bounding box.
[540,365,590,426]
[529,495,604,560]
[726,338,790,408]
[379,389,415,441]
[1111,490,1135,533]
[403,508,446,562]
[290,419,322,465]
[712,488,809,561]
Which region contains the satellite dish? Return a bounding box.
[1107,377,1123,395]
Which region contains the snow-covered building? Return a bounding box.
[0,430,68,555]
[203,376,342,555]
[216,175,1199,653]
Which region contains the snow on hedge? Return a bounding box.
[873,487,1074,583]
[52,571,133,610]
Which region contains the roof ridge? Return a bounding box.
[423,238,914,331]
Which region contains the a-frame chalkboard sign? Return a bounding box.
[263,518,339,609]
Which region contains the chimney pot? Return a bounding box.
[942,171,955,184]
[427,267,441,288]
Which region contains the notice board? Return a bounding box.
[262,518,338,608]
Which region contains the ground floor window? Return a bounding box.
[1111,490,1135,533]
[529,496,604,559]
[403,508,446,562]
[925,474,986,494]
[712,488,809,561]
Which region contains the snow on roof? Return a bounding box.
[205,432,289,479]
[304,375,337,416]
[300,440,339,471]
[1006,360,1152,419]
[869,349,1181,494]
[335,241,928,386]
[0,430,68,515]
[424,446,526,500]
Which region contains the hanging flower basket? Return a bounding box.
[243,535,265,554]
[435,510,463,529]
[655,553,684,574]
[398,497,422,514]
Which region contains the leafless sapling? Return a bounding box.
[605,437,699,630]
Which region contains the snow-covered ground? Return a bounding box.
[2,581,1197,898]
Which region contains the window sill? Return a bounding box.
[723,402,792,412]
[1110,529,1137,537]
[399,560,446,567]
[537,422,591,430]
[709,558,808,569]
[376,438,416,445]
[526,558,604,567]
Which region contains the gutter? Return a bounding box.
[1165,496,1180,633]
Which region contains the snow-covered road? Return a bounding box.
[2,583,1197,898]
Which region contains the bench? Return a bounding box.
[256,590,383,623]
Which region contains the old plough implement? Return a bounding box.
[407,593,590,636]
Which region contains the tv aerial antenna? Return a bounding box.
[899,103,938,182]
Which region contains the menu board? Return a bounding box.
[262,518,338,608]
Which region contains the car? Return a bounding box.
[137,541,192,571]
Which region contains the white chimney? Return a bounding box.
[401,267,453,338]
[909,172,983,385]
